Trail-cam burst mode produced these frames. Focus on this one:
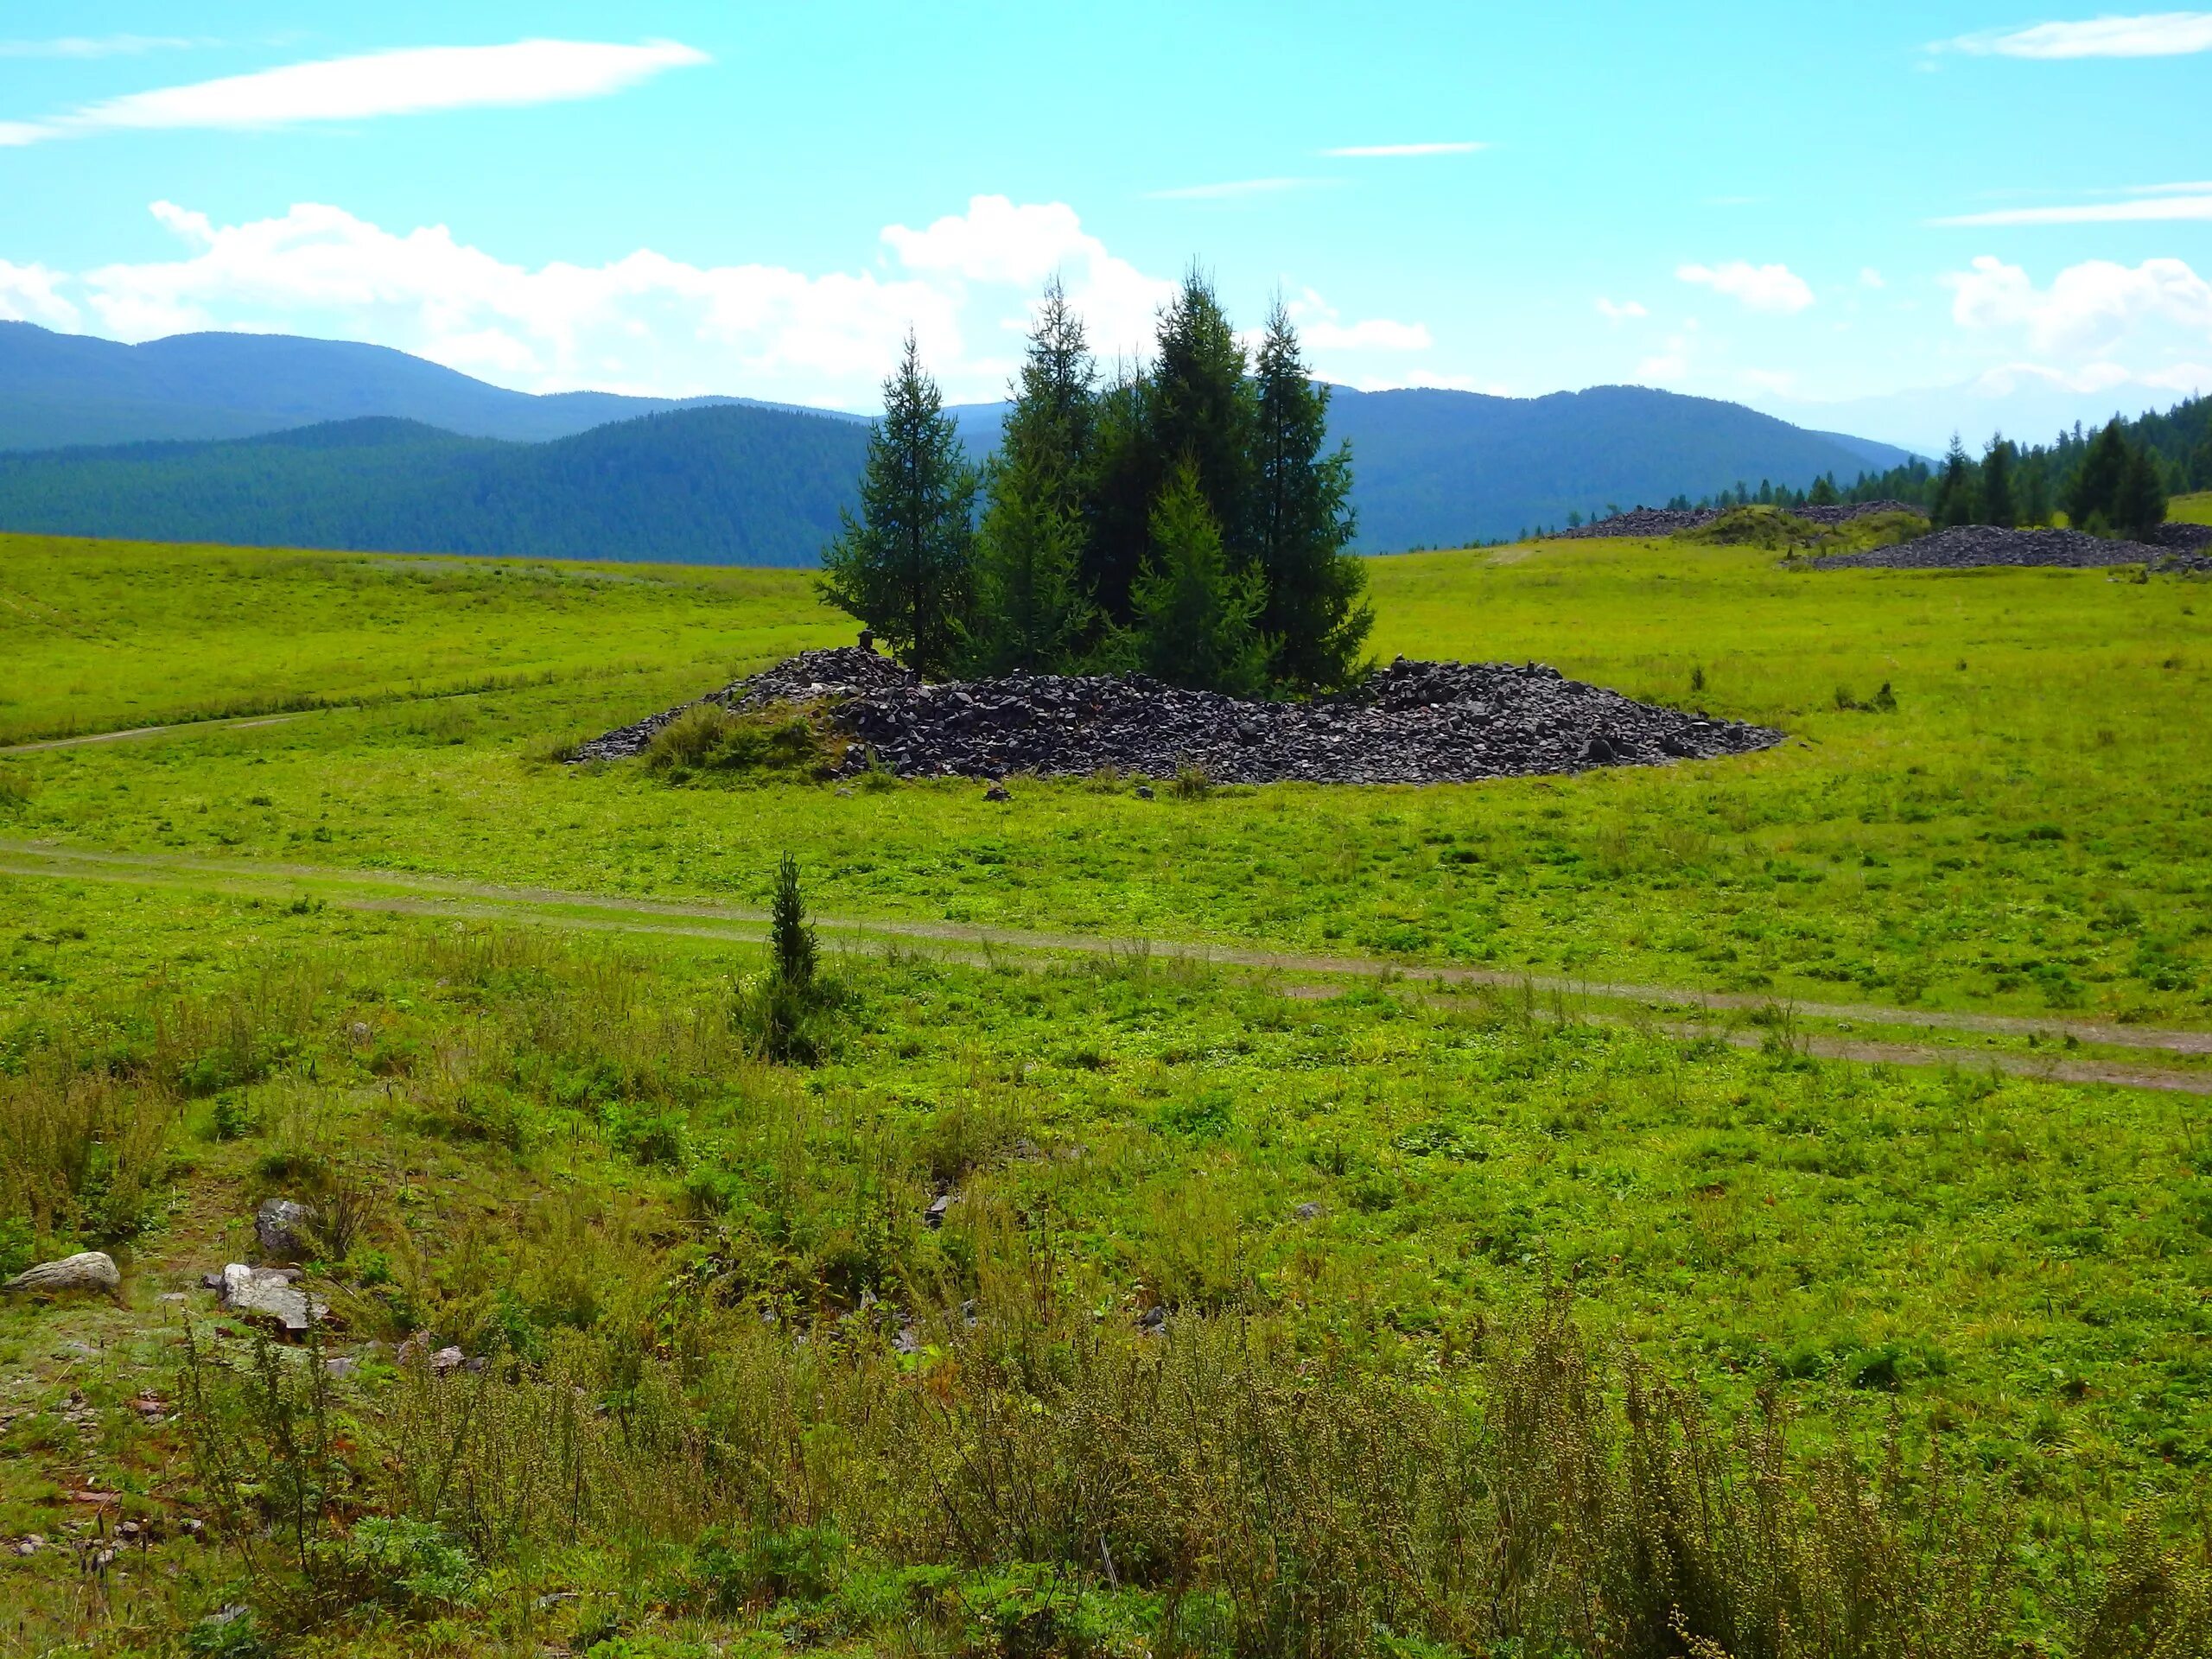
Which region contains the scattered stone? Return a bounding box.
[430,1345,467,1375]
[324,1356,359,1380]
[1133,784,1155,799]
[217,1264,325,1333]
[1294,1201,1324,1222]
[834,786,854,798]
[255,1198,315,1262]
[3,1252,121,1298]
[982,780,1011,802]
[1135,1306,1168,1336]
[1812,524,2191,572]
[200,1272,224,1292]
[1549,500,1920,539]
[893,1323,922,1355]
[924,1193,954,1229]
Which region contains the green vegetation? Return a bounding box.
[0,404,873,568]
[3,525,2212,1654]
[827,272,1371,693]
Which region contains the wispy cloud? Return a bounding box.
[0,35,206,58]
[1675,260,1815,314]
[1595,297,1648,321]
[0,38,709,147]
[1322,141,1484,157]
[1937,11,2212,57]
[1144,176,1329,200]
[1933,191,2212,226]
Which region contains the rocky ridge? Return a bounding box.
[578,649,1783,785]
[1809,524,2208,572]
[1547,500,1920,539]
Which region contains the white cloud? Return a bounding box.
[1859,267,1885,288]
[881,194,1174,360]
[1144,177,1327,200]
[1675,260,1815,313]
[1280,289,1431,353]
[1323,142,1484,157]
[73,199,960,402]
[0,35,203,58]
[1944,254,2212,353]
[1738,368,1797,394]
[1595,297,1648,321]
[34,194,1402,407]
[0,38,708,147]
[1933,191,2212,226]
[0,260,79,327]
[1940,12,2212,57]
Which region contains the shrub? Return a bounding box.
[643,704,827,780]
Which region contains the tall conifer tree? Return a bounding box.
[2068,419,2131,533]
[2113,445,2168,538]
[1981,435,2017,528]
[1129,461,1267,696]
[1251,299,1372,692]
[1150,270,1257,563]
[817,333,976,677]
[1932,435,1978,528]
[962,281,1099,673]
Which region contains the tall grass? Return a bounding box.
[181,1289,2209,1656]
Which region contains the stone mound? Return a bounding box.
[569,645,912,764]
[1548,500,1919,540]
[577,649,1783,785]
[1809,524,2198,572]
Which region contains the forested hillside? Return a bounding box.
[0,321,848,449]
[952,383,1918,549]
[0,405,871,565]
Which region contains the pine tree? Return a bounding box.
[1981,435,2016,528]
[817,333,976,677]
[2113,444,2168,538]
[1084,372,1160,625]
[998,276,1096,518]
[1808,474,1839,506]
[2193,434,2212,491]
[1250,300,1373,693]
[1150,270,1257,564]
[961,451,1092,675]
[1932,435,1978,528]
[2067,419,2131,534]
[770,852,817,992]
[2019,456,2051,527]
[1129,461,1268,696]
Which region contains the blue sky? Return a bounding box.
[1,1,2208,450]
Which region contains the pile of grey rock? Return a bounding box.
[582,649,1782,785]
[837,657,1781,784]
[1548,500,1919,539]
[1809,524,2202,571]
[571,644,911,764]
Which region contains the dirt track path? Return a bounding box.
[3,836,2208,1094]
[0,712,308,754]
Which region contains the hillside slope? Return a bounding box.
[952,384,1919,550]
[0,406,871,566]
[0,321,855,449]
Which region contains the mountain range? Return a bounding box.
[0,322,1920,562]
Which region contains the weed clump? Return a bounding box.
[644,703,830,782]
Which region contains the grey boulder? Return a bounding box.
[3,1252,121,1297]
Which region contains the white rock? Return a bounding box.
[218,1263,326,1332]
[3,1253,121,1297]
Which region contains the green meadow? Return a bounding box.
[2,511,2210,1656]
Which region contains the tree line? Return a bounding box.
[1661,393,2211,538]
[818,271,1372,696]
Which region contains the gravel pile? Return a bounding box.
[577,648,1783,785]
[2147,521,2212,551]
[1548,500,1919,539]
[1808,524,2197,571]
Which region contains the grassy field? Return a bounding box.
[3,515,2211,1656]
